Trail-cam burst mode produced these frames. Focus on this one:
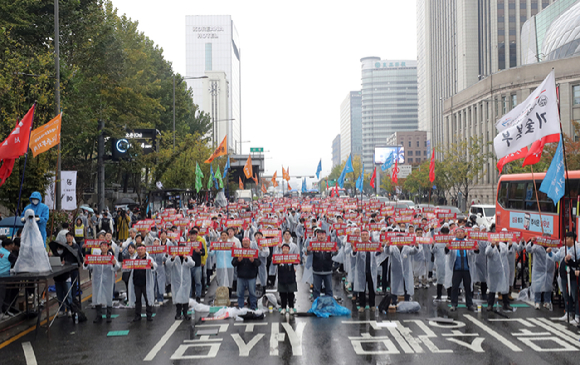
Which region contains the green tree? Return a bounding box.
[440,136,494,206]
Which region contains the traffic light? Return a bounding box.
[111,138,130,161]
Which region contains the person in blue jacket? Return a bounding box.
[21,192,49,246]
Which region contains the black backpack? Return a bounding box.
[378,294,392,313]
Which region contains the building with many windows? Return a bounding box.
[385,131,428,165]
[185,15,241,153]
[340,91,362,164]
[332,134,341,168]
[360,58,418,171]
[417,0,557,154]
[442,55,580,204]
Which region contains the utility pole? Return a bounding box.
[97,120,105,212]
[54,0,62,210]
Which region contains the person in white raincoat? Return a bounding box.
[165,246,195,320]
[209,230,236,291]
[526,237,555,310]
[84,241,120,323]
[506,232,524,301]
[159,230,176,297]
[128,244,157,321]
[149,237,166,305]
[347,229,387,311]
[251,231,271,288]
[431,225,450,301]
[548,232,580,324]
[485,240,512,311]
[13,209,51,273]
[384,234,419,303]
[412,225,429,289]
[473,225,489,300]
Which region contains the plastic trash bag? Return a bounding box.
[307,296,351,318]
[262,293,280,309]
[189,298,212,312]
[517,287,534,302]
[13,209,52,274]
[396,301,421,313]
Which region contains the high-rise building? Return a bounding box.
[185,15,241,153]
[340,91,362,164]
[360,58,418,171]
[332,134,341,168]
[416,0,557,153]
[385,131,428,165]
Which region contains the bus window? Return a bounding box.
[497,182,508,207]
[523,180,558,213]
[507,182,525,209]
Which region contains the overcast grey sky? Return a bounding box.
[111,0,417,188]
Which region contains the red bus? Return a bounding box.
[495,171,580,242]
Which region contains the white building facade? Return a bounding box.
[185,15,241,153]
[340,91,362,164]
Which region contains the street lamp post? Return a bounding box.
[173,75,208,150]
[212,118,235,150]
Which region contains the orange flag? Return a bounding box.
[252,173,258,184]
[287,182,291,190]
[282,166,290,181]
[239,177,244,190]
[261,183,267,194]
[243,155,253,178]
[204,136,227,163]
[271,171,278,187]
[29,113,61,157]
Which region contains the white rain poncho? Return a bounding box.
[485,242,510,294]
[506,241,524,287]
[84,256,120,307]
[526,241,555,294]
[549,243,580,292]
[443,241,477,291]
[384,244,418,296]
[431,242,447,284]
[150,250,166,296]
[162,239,177,286]
[165,255,196,304]
[347,247,388,293]
[473,240,489,282]
[128,252,157,306]
[13,209,51,273]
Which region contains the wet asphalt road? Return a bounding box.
[2,267,580,365]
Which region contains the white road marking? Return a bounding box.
[386,326,414,353]
[281,322,306,356]
[404,320,437,337]
[463,314,523,352]
[234,322,267,333]
[231,333,264,356]
[22,342,37,365]
[270,323,285,356]
[488,318,536,328]
[528,318,580,349]
[393,321,424,353]
[518,337,578,352]
[418,336,453,353]
[144,320,183,361]
[348,333,400,355]
[196,323,229,333]
[446,337,485,353]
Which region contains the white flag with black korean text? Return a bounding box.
[61,171,77,210]
[493,70,560,159]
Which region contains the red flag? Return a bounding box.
[0,104,35,160]
[497,147,528,173]
[392,159,398,185]
[0,159,15,187]
[370,167,377,188]
[521,133,560,167]
[429,148,436,183]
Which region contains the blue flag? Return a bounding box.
[302,178,307,193]
[223,156,230,179]
[539,138,565,206]
[356,163,364,192]
[316,159,322,179]
[344,155,354,174]
[381,151,394,172]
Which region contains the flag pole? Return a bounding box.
[529,165,545,236]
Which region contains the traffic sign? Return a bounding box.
[250,147,264,153]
